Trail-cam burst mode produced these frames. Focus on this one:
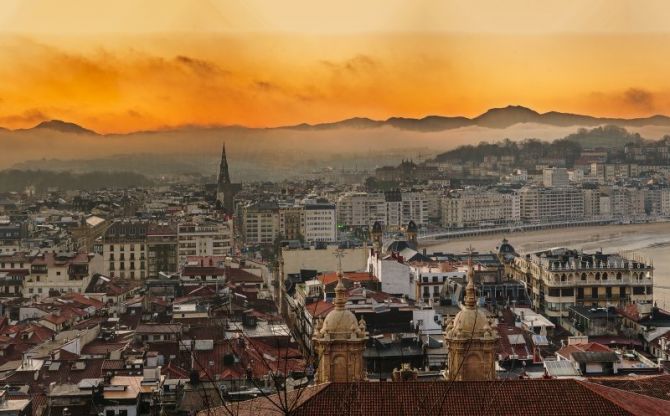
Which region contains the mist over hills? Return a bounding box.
[5,105,670,136]
[3,105,670,180]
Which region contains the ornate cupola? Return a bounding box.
[444,251,499,381]
[313,252,368,383]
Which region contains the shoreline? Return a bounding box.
[425,221,670,307]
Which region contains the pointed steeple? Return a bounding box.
[464,247,476,309]
[218,142,231,185]
[334,249,347,309]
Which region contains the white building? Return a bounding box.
[24,252,102,298]
[519,187,584,223]
[441,190,520,228]
[337,191,427,229]
[303,202,337,242]
[177,220,233,263]
[366,250,413,299]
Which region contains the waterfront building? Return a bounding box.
[510,247,654,320]
[441,190,519,228]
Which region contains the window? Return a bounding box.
[119,410,128,416]
[106,411,115,416]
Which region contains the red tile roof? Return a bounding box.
[304,301,334,318]
[201,380,638,416]
[580,380,670,416]
[557,342,613,360]
[319,272,378,286]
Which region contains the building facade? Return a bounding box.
[510,248,654,320]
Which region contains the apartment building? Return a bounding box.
[337,191,427,230]
[177,220,233,262]
[543,168,569,188]
[279,206,304,241]
[336,192,386,228]
[103,221,148,280]
[241,201,280,245]
[519,187,584,223]
[441,190,520,228]
[0,221,25,254]
[303,202,337,242]
[24,251,101,297]
[510,248,654,320]
[147,224,178,279]
[601,187,645,219]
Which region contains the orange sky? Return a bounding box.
[1,1,670,133]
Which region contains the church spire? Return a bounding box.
[334,249,347,310]
[464,247,476,309]
[218,142,231,185]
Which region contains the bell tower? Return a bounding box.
[313,250,368,383]
[444,249,499,381]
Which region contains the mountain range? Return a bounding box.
[6,105,670,135]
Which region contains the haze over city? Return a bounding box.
[1,2,670,416]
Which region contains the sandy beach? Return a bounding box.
[427,222,670,308]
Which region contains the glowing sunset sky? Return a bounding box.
[1,0,670,133]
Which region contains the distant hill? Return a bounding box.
[277,105,670,132]
[4,106,670,135]
[24,119,99,135]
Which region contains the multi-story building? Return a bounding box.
[279,206,305,241]
[102,221,148,280]
[601,187,645,219]
[241,201,280,245]
[0,221,25,254]
[147,224,178,279]
[177,220,233,262]
[441,190,520,228]
[336,191,427,230]
[337,192,386,228]
[582,187,601,219]
[661,188,670,216]
[510,248,654,320]
[519,187,584,223]
[24,251,101,297]
[543,168,569,188]
[303,202,337,242]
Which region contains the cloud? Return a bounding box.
[623,88,654,111]
[174,55,227,76]
[320,54,378,75]
[0,109,49,125]
[254,80,279,91]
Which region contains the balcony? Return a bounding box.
[542,277,651,287]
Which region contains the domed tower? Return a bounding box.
[444,255,499,381]
[497,238,516,257]
[313,272,368,383]
[371,221,383,254]
[496,238,517,280]
[406,220,418,250]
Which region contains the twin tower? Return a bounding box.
[312,224,499,383]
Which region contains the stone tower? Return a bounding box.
[313,262,367,383]
[216,143,241,214]
[444,254,499,381]
[371,221,383,254]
